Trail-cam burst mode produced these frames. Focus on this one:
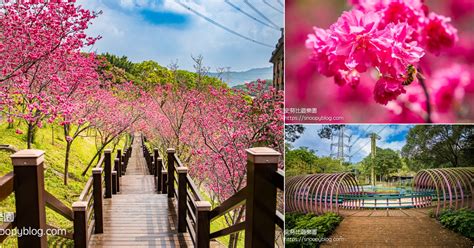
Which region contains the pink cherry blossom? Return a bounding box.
[306,8,425,104]
[374,77,407,104]
[431,64,471,113]
[422,13,458,55]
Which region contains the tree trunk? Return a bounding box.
[52,125,55,145]
[27,123,36,149]
[82,144,108,176]
[64,141,72,185]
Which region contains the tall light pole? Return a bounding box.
[370,133,380,187]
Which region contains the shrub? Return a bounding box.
[285,212,343,247]
[437,208,474,239]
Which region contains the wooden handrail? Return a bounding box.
[186,199,197,223]
[0,172,14,201]
[274,169,284,190]
[78,177,93,202]
[209,187,247,221]
[173,153,184,168]
[209,221,245,240]
[186,174,204,201]
[186,216,196,245]
[275,210,284,229]
[45,191,74,221]
[95,155,105,169]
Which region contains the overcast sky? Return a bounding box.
[289,125,413,163]
[77,0,284,71]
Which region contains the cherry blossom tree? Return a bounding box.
[60,86,105,184]
[0,2,99,82]
[81,82,145,176]
[0,1,100,147]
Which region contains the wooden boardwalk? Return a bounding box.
[89,135,193,247]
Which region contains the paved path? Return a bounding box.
[322,209,473,247]
[89,135,193,247]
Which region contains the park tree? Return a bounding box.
[318,125,345,139]
[361,147,402,181]
[102,53,134,73]
[285,146,318,176]
[131,60,173,88]
[402,125,474,169]
[285,125,305,142]
[81,82,145,176]
[0,2,100,148]
[285,146,346,176]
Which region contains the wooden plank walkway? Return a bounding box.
[89,135,193,247]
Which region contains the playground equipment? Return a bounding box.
[414,167,474,215]
[286,168,474,214]
[285,173,363,214]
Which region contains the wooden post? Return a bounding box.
[177,166,188,233]
[153,148,159,177]
[114,158,120,192]
[162,171,168,194]
[117,156,122,179]
[112,171,117,194]
[92,168,103,234]
[244,147,280,248]
[73,201,88,248]
[167,148,176,198]
[195,201,211,248]
[11,149,47,248]
[157,158,163,192]
[150,157,154,175]
[104,149,112,198]
[117,149,122,177]
[121,150,126,175]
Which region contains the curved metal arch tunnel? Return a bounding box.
[286,168,473,215]
[285,173,363,214]
[414,167,474,215]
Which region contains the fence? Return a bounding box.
[0,137,133,247]
[142,137,284,248]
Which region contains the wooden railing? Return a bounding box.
[141,140,283,248]
[0,139,132,248]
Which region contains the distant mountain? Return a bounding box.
[232,79,273,95]
[208,67,273,87]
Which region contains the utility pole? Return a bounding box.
[370,133,380,187]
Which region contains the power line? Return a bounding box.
[263,0,283,14]
[244,0,280,29]
[350,124,372,147]
[350,125,388,157]
[277,0,284,8]
[176,1,273,48]
[225,0,280,31]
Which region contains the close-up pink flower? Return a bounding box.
[286,0,474,123]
